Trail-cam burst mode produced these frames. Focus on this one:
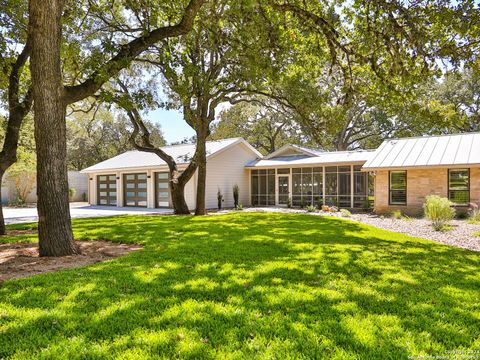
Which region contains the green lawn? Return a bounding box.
[0,213,479,359]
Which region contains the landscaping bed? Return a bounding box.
[0,240,142,281]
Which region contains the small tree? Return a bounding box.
[233,184,240,209]
[424,195,455,231]
[7,148,36,205]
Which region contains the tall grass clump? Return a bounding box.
[423,195,455,231]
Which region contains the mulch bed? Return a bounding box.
[0,241,142,282]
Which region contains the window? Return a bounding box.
[449,169,469,205]
[389,171,407,205]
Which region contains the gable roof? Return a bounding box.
[363,132,480,170]
[264,144,324,159]
[81,138,262,173]
[246,150,376,168]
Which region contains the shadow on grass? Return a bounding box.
[0,213,479,359]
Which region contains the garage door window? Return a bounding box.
[155,172,170,208]
[123,173,147,207]
[97,175,117,206]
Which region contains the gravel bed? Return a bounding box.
[219,207,480,252]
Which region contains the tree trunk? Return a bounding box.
[29,0,78,256]
[0,176,5,235]
[170,178,191,214]
[194,125,209,216]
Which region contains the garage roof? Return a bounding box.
[81,138,261,173]
[363,132,480,169]
[245,150,376,168]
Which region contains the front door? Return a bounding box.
[278,175,290,205]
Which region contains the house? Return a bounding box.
[80,138,262,209]
[363,132,480,215]
[81,132,480,215]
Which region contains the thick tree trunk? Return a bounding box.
[170,179,191,214]
[29,0,78,256]
[0,178,5,235]
[194,125,209,216]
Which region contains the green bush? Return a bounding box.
[233,184,239,209]
[236,203,244,211]
[340,209,351,217]
[468,209,480,224]
[306,205,316,213]
[69,188,76,202]
[286,197,292,208]
[423,195,455,231]
[391,210,402,220]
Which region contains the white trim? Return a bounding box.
[264,144,319,159]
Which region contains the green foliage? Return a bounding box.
[340,209,351,218]
[286,197,292,208]
[391,210,402,220]
[236,203,243,211]
[0,213,479,358]
[423,195,456,231]
[467,209,480,224]
[306,205,316,213]
[210,101,306,155]
[233,184,239,209]
[66,102,165,171]
[69,188,76,201]
[217,189,223,210]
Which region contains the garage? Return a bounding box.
[123,173,147,207]
[97,174,117,206]
[155,172,170,208]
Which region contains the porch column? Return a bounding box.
[147,169,155,208]
[89,174,97,205]
[350,165,354,208]
[116,172,123,207]
[322,167,326,205]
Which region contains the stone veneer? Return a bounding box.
[374,167,480,216]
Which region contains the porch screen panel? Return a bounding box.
[313,167,323,206]
[124,173,147,207]
[292,168,317,206]
[353,165,368,208]
[97,174,117,206]
[251,170,275,206]
[338,166,351,207]
[325,167,337,206]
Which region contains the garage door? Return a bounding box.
[155,172,170,208]
[97,174,117,206]
[124,173,147,207]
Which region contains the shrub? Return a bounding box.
[423,195,455,231]
[82,192,87,202]
[340,209,351,217]
[315,197,323,209]
[236,203,243,211]
[468,209,480,224]
[217,189,224,210]
[233,184,239,209]
[321,205,330,212]
[69,188,76,202]
[391,210,402,220]
[306,205,316,213]
[286,197,292,208]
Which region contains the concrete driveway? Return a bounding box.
[3,203,173,224]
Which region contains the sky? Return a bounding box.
[146,108,195,144]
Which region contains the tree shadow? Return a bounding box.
[0,213,478,358]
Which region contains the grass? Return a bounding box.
[0,213,479,359]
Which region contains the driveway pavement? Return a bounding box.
[3,203,173,224]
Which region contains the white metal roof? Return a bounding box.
[363,132,480,169]
[81,138,261,173]
[246,150,376,168]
